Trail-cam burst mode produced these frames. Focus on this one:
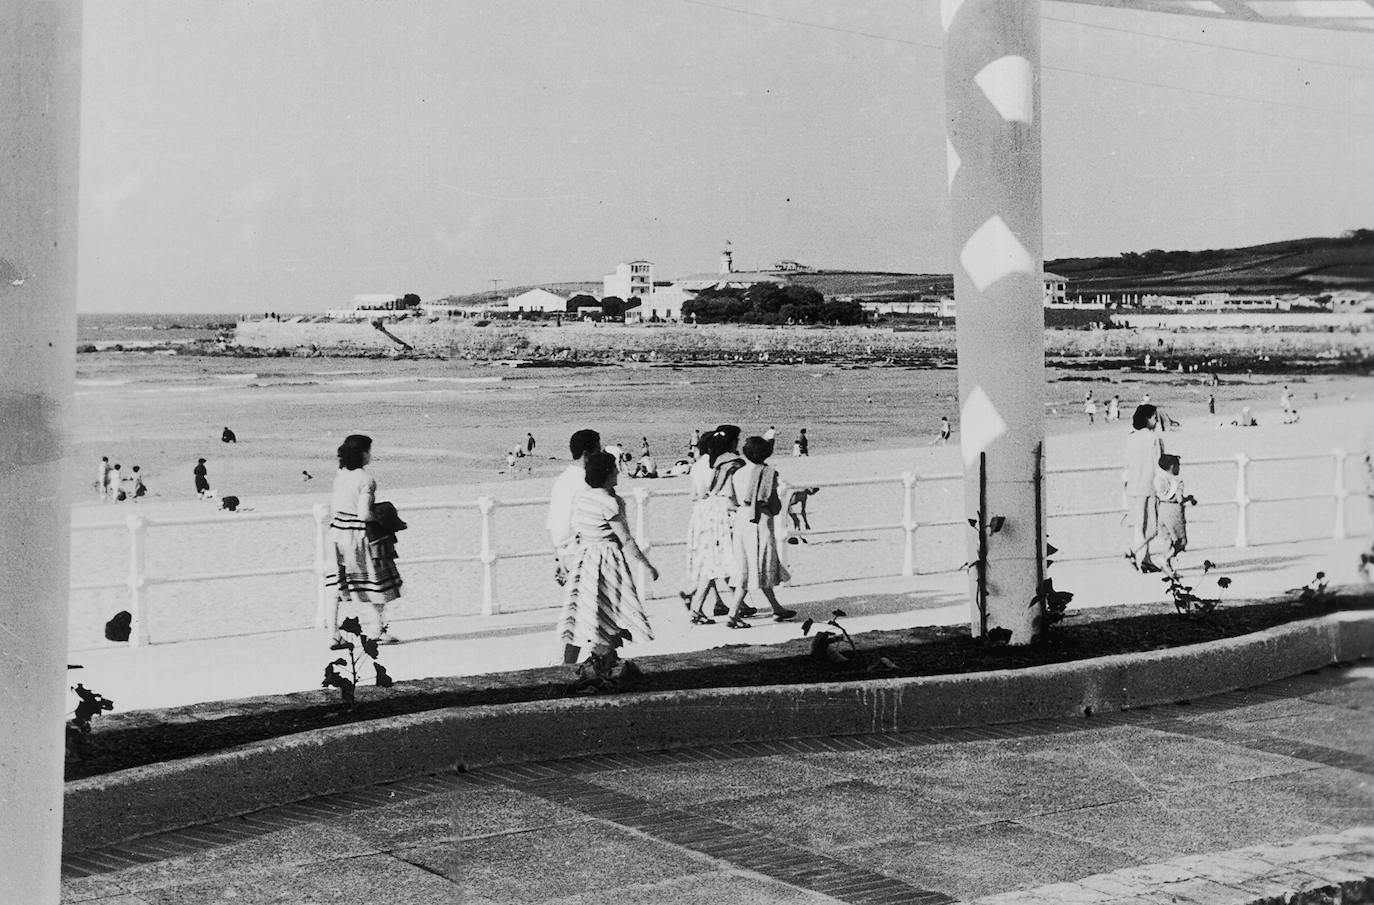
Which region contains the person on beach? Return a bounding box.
[109,464,123,501]
[193,458,210,498]
[1280,385,1294,416]
[556,451,657,665]
[325,434,402,644]
[792,438,803,457]
[797,428,809,456]
[931,416,951,446]
[1124,404,1165,573]
[1107,395,1120,423]
[1208,394,1215,415]
[723,436,796,628]
[98,456,111,500]
[547,429,601,589]
[631,451,658,478]
[763,425,777,456]
[526,432,536,455]
[505,448,518,474]
[1154,454,1196,576]
[786,487,819,542]
[1084,391,1097,425]
[221,426,237,444]
[131,465,146,501]
[1360,428,1374,580]
[685,427,750,622]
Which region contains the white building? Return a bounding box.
[1042,272,1069,306]
[325,293,411,319]
[507,287,568,313]
[603,260,654,304]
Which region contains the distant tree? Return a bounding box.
[402,293,422,308]
[567,293,600,313]
[600,295,626,318]
[1344,228,1374,243]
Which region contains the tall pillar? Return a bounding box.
[0,2,82,901]
[943,0,1045,643]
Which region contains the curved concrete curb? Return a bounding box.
[64,610,1374,852]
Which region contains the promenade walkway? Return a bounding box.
[71,533,1372,712]
[61,664,1374,904]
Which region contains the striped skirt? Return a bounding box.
[325,514,402,604]
[688,495,736,586]
[558,539,653,650]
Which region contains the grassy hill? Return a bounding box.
[439,231,1374,305]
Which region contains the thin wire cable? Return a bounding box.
[674,0,1374,120]
[1042,13,1374,74]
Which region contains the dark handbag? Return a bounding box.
[367,500,407,542]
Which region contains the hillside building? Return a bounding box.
[507,287,568,313]
[325,293,417,319]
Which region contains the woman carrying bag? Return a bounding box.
[325,434,403,644]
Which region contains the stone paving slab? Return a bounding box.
[61,666,1374,904]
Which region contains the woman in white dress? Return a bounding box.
[683,427,747,623]
[723,436,796,627]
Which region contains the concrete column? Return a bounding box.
[0,3,82,899]
[943,0,1045,643]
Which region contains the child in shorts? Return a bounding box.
[1154,454,1196,575]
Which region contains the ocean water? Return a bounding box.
[78,312,241,345]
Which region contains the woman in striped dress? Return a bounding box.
[325,434,402,643]
[558,451,657,664]
[724,436,796,627]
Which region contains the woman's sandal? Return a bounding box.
[1124,551,1139,572]
[689,611,716,625]
[726,616,752,629]
[678,591,693,610]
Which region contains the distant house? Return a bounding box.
[507,288,568,313]
[1042,272,1069,306]
[603,261,654,304]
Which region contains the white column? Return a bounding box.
[1234,453,1251,549]
[126,515,150,647]
[901,472,918,576]
[0,2,82,900]
[1332,447,1348,541]
[312,504,331,629]
[477,497,498,615]
[631,487,652,597]
[944,0,1045,643]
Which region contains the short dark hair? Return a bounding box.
[742,436,771,464]
[583,450,617,488]
[705,431,733,463]
[714,424,741,450]
[569,429,601,460]
[1132,404,1157,430]
[337,434,372,470]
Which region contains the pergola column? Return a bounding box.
[943,0,1046,643]
[1,2,83,900]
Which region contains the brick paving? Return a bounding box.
[62,665,1374,904]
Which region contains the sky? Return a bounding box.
[77,1,1374,312]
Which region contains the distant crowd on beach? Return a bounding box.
[503,426,812,478]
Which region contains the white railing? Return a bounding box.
[69,446,1361,646]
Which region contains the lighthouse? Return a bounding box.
[719,240,733,275]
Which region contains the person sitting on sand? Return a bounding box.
[1124,404,1164,573]
[221,426,237,444]
[131,465,147,501]
[631,452,658,479]
[723,436,796,628]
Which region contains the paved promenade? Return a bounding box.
[71,533,1372,712]
[61,664,1374,904]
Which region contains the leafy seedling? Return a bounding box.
[322,616,394,706]
[1296,571,1331,606]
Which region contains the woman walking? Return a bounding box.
[558,451,657,664]
[723,436,796,627]
[680,430,722,619]
[325,434,402,643]
[684,426,749,622]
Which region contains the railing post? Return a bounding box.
[478,497,498,615]
[312,504,331,629]
[1234,453,1250,549]
[776,480,793,567]
[1332,447,1348,541]
[632,486,651,596]
[901,471,917,577]
[126,515,150,646]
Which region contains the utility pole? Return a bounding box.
[1,2,83,901]
[943,0,1046,643]
[490,278,502,295]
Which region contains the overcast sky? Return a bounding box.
[78,1,1374,312]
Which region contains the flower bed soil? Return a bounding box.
[67,590,1374,781]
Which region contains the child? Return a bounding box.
[131,465,147,501]
[724,436,796,627]
[1154,454,1196,575]
[1084,391,1097,425]
[557,451,657,664]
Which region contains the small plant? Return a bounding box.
[66,665,114,762]
[802,610,896,671]
[1030,577,1075,636]
[1296,571,1332,606]
[568,645,643,695]
[1164,570,1231,617]
[322,617,394,706]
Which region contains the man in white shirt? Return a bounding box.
[547,428,601,583]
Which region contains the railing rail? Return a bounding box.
[70,445,1365,646]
